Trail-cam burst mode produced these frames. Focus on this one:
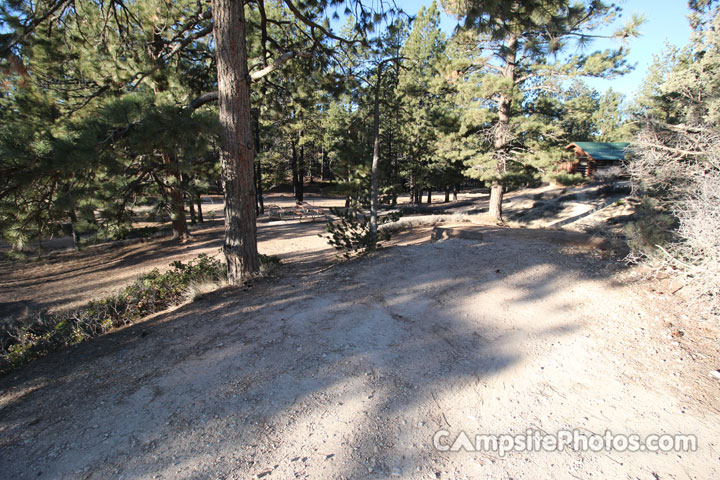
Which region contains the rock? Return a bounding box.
[430,226,484,243]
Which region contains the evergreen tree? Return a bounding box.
[0,0,218,245]
[211,0,395,282]
[444,0,642,220]
[397,2,460,204]
[593,88,633,141]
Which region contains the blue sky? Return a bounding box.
[394,0,693,99]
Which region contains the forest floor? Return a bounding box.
[0,184,630,317]
[1,188,719,479]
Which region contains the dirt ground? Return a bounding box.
[0,186,611,318]
[0,217,333,318]
[1,222,719,479]
[0,189,508,317]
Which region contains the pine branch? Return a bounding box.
[0,0,72,59]
[188,92,219,111]
[129,23,214,91]
[250,51,313,81]
[282,0,353,43]
[188,50,313,111]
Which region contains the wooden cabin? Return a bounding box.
[564,142,630,178]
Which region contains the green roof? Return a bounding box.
[569,142,630,160]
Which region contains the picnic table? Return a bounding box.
[264,202,328,222]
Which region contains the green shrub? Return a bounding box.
[551,173,587,186]
[325,206,400,258]
[501,170,542,191]
[1,254,225,373]
[258,253,282,275]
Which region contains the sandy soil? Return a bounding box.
[1,225,718,479]
[0,216,332,318]
[0,189,517,317]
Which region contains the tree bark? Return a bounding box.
[253,107,264,215]
[69,209,80,250]
[308,145,314,183]
[189,196,197,225]
[427,189,432,204]
[444,187,450,203]
[163,152,190,240]
[196,196,204,223]
[369,63,383,246]
[488,183,503,220]
[213,0,259,283]
[488,33,518,223]
[255,160,264,214]
[291,139,301,202]
[297,142,305,203]
[170,185,190,239]
[409,173,416,205]
[320,146,326,181]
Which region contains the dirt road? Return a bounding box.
[1,226,718,479]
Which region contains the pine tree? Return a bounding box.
[593,88,632,141]
[397,2,460,205]
[444,0,642,220]
[0,0,218,246]
[210,0,395,282]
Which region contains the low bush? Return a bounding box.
[325,206,400,257]
[1,254,225,373]
[551,173,587,186]
[259,253,282,275]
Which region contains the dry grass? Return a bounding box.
[182,278,229,302]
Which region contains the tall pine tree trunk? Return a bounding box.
[253,107,264,215]
[255,160,264,214]
[189,197,197,225]
[291,139,301,202]
[409,173,416,205]
[488,34,518,223]
[163,152,190,240]
[68,209,80,250]
[297,142,305,203]
[169,183,190,239]
[308,146,313,184]
[369,64,382,246]
[320,146,326,181]
[213,0,259,283]
[196,196,204,223]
